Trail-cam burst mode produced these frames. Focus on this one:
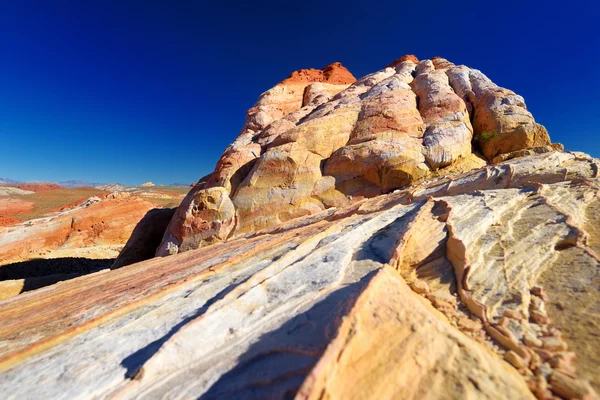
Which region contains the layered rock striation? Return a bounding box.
[0,194,156,266]
[0,151,597,399]
[156,56,559,256]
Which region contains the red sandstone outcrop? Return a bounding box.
[9,183,61,192]
[0,216,20,227]
[280,62,356,85]
[0,195,158,266]
[52,196,102,212]
[0,198,34,216]
[156,56,555,256]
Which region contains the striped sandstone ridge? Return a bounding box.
[0,194,157,267]
[156,56,559,256]
[0,193,164,300]
[0,151,598,399]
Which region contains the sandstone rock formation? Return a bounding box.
[156,62,357,255]
[0,198,34,216]
[0,192,174,300]
[0,186,109,226]
[111,207,176,269]
[0,182,189,298]
[0,216,20,227]
[8,183,61,192]
[0,194,157,267]
[0,183,187,229]
[156,56,556,256]
[0,151,598,399]
[0,187,35,196]
[0,56,596,400]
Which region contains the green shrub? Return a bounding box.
[477,130,498,140]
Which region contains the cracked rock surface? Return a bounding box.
[1,151,598,399]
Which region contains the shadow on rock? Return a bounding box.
[119,273,254,380]
[198,271,378,400]
[0,257,114,281]
[112,207,176,269]
[0,257,114,297]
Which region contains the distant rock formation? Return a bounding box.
[0,187,35,196]
[156,56,559,256]
[0,178,20,185]
[140,182,155,187]
[0,179,110,189]
[58,180,109,188]
[95,183,131,192]
[9,183,61,192]
[167,183,191,187]
[0,194,157,268]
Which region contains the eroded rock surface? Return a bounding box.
[157,55,556,255]
[0,151,598,399]
[0,195,158,266]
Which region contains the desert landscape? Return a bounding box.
[0,54,598,399]
[0,181,188,299]
[1,1,599,399]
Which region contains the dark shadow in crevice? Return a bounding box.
[354,203,422,264]
[331,175,382,199]
[198,271,377,400]
[119,272,255,379]
[229,159,259,199]
[0,257,114,295]
[0,257,114,281]
[111,208,176,269]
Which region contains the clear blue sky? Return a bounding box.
[1,0,598,185]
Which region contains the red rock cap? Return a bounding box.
[386,54,419,68]
[280,62,356,85]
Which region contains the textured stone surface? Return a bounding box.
[412,59,473,169]
[445,62,551,160]
[0,216,20,227]
[0,195,157,266]
[325,60,428,195]
[0,198,34,215]
[0,187,35,196]
[111,207,176,268]
[156,62,356,253]
[157,56,557,255]
[7,183,61,192]
[297,268,534,400]
[0,151,598,399]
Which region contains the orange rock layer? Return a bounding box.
[9,183,61,192]
[0,216,20,227]
[0,196,157,266]
[280,62,357,85]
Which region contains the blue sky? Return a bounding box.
[1,0,598,185]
